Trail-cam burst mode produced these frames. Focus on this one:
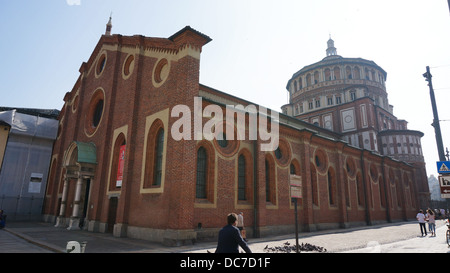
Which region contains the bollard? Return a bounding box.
[80,241,87,253]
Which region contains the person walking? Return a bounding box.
[0,210,5,229]
[236,212,247,242]
[416,209,427,237]
[215,213,252,253]
[426,209,436,237]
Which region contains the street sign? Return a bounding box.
[289,174,302,253]
[437,161,450,174]
[290,175,302,198]
[439,175,450,198]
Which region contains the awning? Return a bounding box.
[75,141,97,164]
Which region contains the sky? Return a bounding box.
[1,0,450,178]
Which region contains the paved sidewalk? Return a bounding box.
[1,220,449,253]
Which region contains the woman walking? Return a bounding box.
[426,209,436,237]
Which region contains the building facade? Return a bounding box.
[0,107,59,221]
[282,38,429,207]
[42,25,428,245]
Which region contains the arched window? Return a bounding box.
[143,120,165,189]
[379,177,386,208]
[311,166,318,206]
[354,66,361,79]
[324,68,331,81]
[356,172,365,206]
[396,179,402,207]
[334,67,341,80]
[290,163,296,175]
[346,66,352,79]
[196,147,207,199]
[328,168,336,205]
[153,129,164,186]
[109,134,126,191]
[238,154,246,200]
[265,159,271,202]
[314,71,319,84]
[265,156,276,204]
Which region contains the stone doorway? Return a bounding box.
[55,141,97,230]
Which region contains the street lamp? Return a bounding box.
[423,66,446,162]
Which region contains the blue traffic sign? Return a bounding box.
[437,161,450,174]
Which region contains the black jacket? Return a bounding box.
[215,224,252,253]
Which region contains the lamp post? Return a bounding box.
[423,66,446,161]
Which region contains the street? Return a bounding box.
[1,220,449,253]
[0,228,53,253]
[184,219,450,253]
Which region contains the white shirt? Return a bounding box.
[416,213,426,223]
[237,214,244,227]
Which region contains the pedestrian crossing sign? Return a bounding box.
[437,161,450,174]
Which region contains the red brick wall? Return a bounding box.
[43,27,423,243]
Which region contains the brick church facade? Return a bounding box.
[42,22,430,245]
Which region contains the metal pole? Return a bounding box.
[424,66,446,161]
[294,198,299,253]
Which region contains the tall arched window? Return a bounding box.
[265,157,276,204]
[109,134,126,191]
[354,66,361,79]
[346,66,352,79]
[356,172,365,206]
[290,163,296,175]
[143,119,165,189]
[265,159,271,202]
[379,177,386,208]
[334,66,341,80]
[311,166,318,206]
[314,71,320,84]
[153,128,164,186]
[324,68,331,81]
[196,147,207,199]
[238,154,246,200]
[306,74,311,87]
[327,168,336,205]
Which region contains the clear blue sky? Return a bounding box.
[1,0,450,178]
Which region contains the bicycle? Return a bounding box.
[446,220,450,247]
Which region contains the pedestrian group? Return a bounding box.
[416,208,444,237]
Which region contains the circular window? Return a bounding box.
[273,138,291,167]
[217,132,228,148]
[314,149,328,173]
[85,89,105,136]
[153,58,169,86]
[92,100,103,127]
[345,156,356,178]
[123,54,135,79]
[213,121,239,157]
[96,53,107,77]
